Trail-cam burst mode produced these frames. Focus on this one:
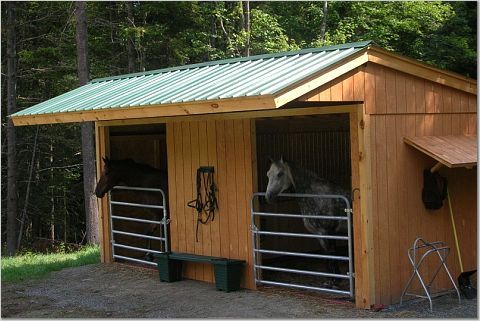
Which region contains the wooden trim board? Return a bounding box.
[11,95,277,126]
[96,104,362,127]
[368,47,477,95]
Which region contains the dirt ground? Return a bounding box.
[1,263,477,318]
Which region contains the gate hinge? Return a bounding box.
[344,208,353,214]
[162,218,171,225]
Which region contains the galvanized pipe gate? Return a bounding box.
[108,186,169,266]
[251,192,354,297]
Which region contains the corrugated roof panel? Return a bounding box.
[216,56,294,99]
[163,62,245,103]
[178,58,271,102]
[209,54,310,100]
[258,47,357,95]
[12,41,373,118]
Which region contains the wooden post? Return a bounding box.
[354,105,376,308]
[95,123,111,262]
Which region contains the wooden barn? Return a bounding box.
[12,41,477,308]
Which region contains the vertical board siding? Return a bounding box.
[367,66,477,305]
[369,113,477,305]
[166,119,255,288]
[297,62,476,306]
[166,124,179,254]
[256,129,351,192]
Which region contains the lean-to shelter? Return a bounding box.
[11,41,477,308]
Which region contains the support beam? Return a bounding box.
[430,162,443,173]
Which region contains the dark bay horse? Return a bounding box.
[265,157,350,279]
[95,157,168,199]
[95,158,168,261]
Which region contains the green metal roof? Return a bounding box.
[12,41,372,119]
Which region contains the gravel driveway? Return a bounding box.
[1,263,477,318]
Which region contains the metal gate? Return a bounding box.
[251,192,354,297]
[109,186,169,266]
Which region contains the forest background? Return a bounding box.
[1,1,477,254]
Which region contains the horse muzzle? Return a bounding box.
[94,188,106,198]
[265,192,278,204]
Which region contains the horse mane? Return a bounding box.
[110,158,161,172]
[283,160,345,195]
[109,158,168,190]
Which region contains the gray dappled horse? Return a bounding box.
[265,157,350,281]
[95,158,168,261]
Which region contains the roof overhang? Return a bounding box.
[10,47,371,127]
[10,42,476,127]
[404,135,477,171]
[11,95,278,126]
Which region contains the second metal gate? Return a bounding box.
[251,192,354,297]
[109,186,169,266]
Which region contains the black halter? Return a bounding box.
[187,166,218,242]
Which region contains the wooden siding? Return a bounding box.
[299,62,477,306]
[166,119,255,289]
[300,63,477,115]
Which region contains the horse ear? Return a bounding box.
[268,156,274,164]
[280,155,284,164]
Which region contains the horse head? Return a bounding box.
[265,157,295,204]
[95,157,123,198]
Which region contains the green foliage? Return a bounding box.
[258,1,325,47]
[315,1,476,78]
[250,9,299,54]
[1,1,476,252]
[1,246,100,283]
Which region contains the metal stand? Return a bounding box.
[400,238,461,311]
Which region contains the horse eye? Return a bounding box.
[277,172,284,178]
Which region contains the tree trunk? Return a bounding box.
[17,126,40,249]
[50,141,55,241]
[319,1,328,44]
[125,2,136,73]
[243,1,250,56]
[6,1,18,256]
[75,1,99,245]
[81,122,98,245]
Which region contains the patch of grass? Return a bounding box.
[1,245,100,283]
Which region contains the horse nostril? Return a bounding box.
[265,193,275,204]
[94,189,104,198]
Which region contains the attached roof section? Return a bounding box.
[404,135,477,169]
[11,41,371,125]
[11,40,476,126]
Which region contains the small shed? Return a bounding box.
[12,41,477,308]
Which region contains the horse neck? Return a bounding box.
[288,164,318,194]
[119,166,164,188]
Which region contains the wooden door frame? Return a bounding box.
[94,103,375,308]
